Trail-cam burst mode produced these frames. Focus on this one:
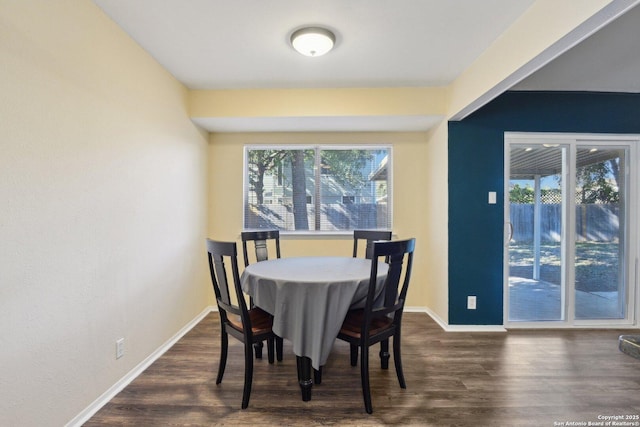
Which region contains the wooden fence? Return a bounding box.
[510,204,620,243]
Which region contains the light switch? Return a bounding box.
[488,191,497,204]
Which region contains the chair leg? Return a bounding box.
[267,336,275,364]
[253,341,263,359]
[393,333,406,389]
[314,366,322,384]
[276,336,284,362]
[360,344,373,414]
[242,342,254,409]
[379,339,390,369]
[350,343,358,366]
[216,332,228,384]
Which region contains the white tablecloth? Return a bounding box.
[240,256,388,370]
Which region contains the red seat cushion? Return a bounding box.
[340,309,393,339]
[228,307,273,335]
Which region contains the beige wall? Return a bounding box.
[0,1,209,425]
[208,131,439,309]
[190,87,447,119]
[426,121,450,322]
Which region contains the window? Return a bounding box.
[244,146,392,232]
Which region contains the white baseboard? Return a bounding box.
[66,306,216,427]
[409,306,507,332]
[443,324,507,332]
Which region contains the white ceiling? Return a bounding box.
[513,3,640,93]
[93,0,640,132]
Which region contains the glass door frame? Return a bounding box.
[504,132,638,328]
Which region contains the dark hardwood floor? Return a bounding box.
[85,313,640,426]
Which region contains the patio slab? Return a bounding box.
[509,277,623,322]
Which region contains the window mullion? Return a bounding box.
[314,147,321,231]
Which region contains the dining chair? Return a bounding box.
[241,229,284,362]
[206,239,277,409]
[337,238,416,414]
[352,229,392,259]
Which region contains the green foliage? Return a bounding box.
[510,158,619,204]
[509,184,534,204]
[321,150,372,188]
[576,160,619,203]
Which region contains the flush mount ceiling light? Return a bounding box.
[290,27,335,57]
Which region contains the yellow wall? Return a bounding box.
[420,121,450,322]
[0,1,209,425]
[208,130,438,308]
[190,87,446,119]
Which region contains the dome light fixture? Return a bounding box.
[290,26,335,57]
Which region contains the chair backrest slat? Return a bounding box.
[353,229,392,259]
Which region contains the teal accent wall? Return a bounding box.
[448,91,640,325]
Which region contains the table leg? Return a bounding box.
[296,356,312,401]
[314,366,322,384]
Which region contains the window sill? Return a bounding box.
[279,231,355,240]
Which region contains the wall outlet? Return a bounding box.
[467,296,477,310]
[116,338,125,359]
[488,191,497,204]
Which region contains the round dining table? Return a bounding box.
[240,256,388,401]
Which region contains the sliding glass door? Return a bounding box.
[573,146,628,320]
[505,133,636,327]
[507,144,566,321]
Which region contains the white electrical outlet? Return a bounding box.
[116,338,125,359]
[467,296,477,310]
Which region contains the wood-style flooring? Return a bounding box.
[85,313,640,426]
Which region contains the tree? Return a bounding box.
[576,159,619,203]
[320,150,372,189]
[247,148,312,230]
[509,184,534,204]
[290,150,309,230]
[247,150,287,204]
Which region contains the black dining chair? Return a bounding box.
[206,239,277,409]
[241,229,283,362]
[352,229,392,259]
[337,238,415,414]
